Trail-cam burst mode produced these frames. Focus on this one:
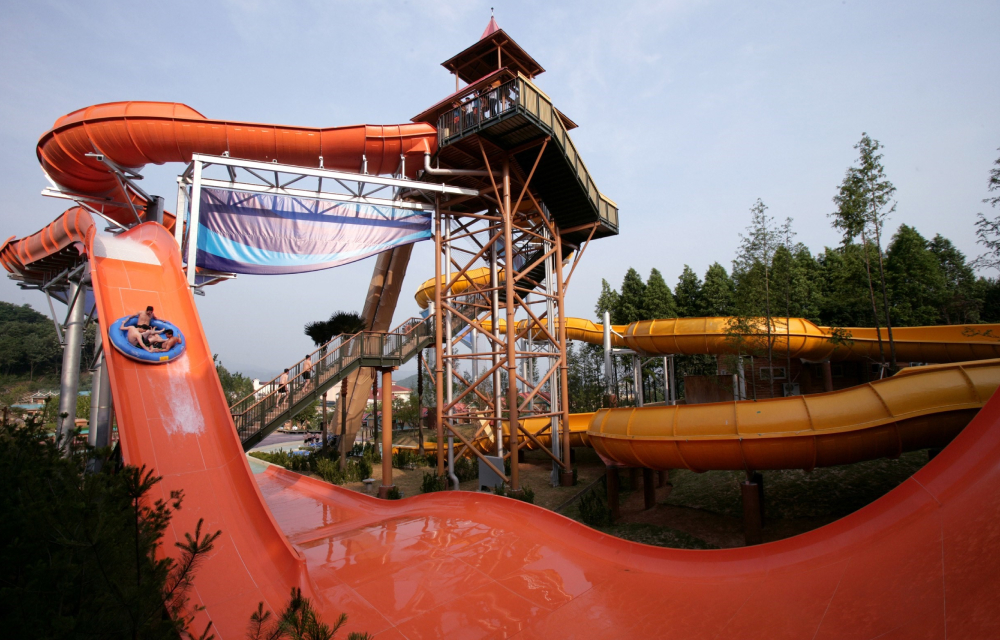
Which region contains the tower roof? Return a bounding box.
[441,19,545,85]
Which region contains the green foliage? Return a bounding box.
[674,265,704,317]
[304,311,366,348]
[578,480,612,527]
[973,149,1000,272]
[643,268,677,319]
[421,472,447,493]
[392,447,420,469]
[594,279,620,319]
[492,482,535,504]
[247,586,368,640]
[701,262,736,316]
[0,301,63,378]
[214,355,254,407]
[615,268,648,324]
[385,486,402,500]
[0,417,219,639]
[885,224,947,326]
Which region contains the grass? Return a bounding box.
[598,523,717,549]
[664,451,931,521]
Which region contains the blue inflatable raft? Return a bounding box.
[109,315,185,364]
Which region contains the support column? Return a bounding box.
[555,234,574,486]
[657,469,670,488]
[378,368,395,499]
[489,222,503,458]
[57,279,86,450]
[186,160,203,286]
[606,466,620,523]
[643,468,656,510]
[629,467,640,491]
[433,198,445,476]
[822,360,834,392]
[633,355,644,407]
[502,157,520,492]
[88,330,103,448]
[742,477,763,546]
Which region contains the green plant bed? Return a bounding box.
[492,483,535,504]
[599,523,717,550]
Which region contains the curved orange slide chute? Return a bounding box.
[36,101,437,228]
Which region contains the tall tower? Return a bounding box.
[413,18,619,490]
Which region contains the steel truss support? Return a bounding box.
[432,142,574,492]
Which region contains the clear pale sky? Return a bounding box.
[1,0,997,381]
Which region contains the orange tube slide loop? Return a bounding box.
[37,101,438,226]
[588,359,1000,472]
[0,207,95,279]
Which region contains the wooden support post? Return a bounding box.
[753,471,765,526]
[378,368,395,499]
[628,467,640,491]
[822,360,834,392]
[741,480,763,546]
[606,467,620,523]
[643,468,656,510]
[657,469,669,488]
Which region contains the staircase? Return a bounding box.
[232,301,476,451]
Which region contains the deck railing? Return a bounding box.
[436,74,618,233]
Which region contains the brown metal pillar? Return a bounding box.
[741,479,763,545]
[378,368,395,498]
[643,468,656,510]
[433,197,445,476]
[555,234,574,486]
[502,156,520,491]
[606,466,620,523]
[321,391,327,448]
[629,467,639,491]
[657,469,669,488]
[822,360,834,392]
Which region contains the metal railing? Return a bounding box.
[231,299,482,448]
[435,75,618,233]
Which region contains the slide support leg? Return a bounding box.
[643,468,656,510]
[606,467,620,523]
[742,478,763,546]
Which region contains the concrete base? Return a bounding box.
[377,484,396,499]
[559,470,575,487]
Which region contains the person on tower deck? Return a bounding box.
[302,356,313,389]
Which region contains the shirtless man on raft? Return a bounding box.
[121,319,158,352]
[136,306,156,330]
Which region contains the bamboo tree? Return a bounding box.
[832,134,898,369]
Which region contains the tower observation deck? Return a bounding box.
[412,18,618,491]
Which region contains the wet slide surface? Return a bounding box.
[88,225,1000,638]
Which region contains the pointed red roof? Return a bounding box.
[480,16,500,40]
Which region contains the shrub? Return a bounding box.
[386,486,402,500]
[454,455,477,482]
[355,456,372,481]
[492,482,535,504]
[392,448,419,469]
[578,482,612,527]
[421,472,447,493]
[0,417,219,639]
[248,586,371,640]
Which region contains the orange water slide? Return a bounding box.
[36,101,437,227]
[8,212,1000,637]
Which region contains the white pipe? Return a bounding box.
[603,310,613,399]
[423,152,498,177]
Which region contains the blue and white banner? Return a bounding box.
[195,188,432,275]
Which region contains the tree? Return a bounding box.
[929,235,980,324]
[831,133,898,368]
[643,268,677,319]
[305,311,365,469]
[674,266,703,317]
[615,268,647,324]
[731,199,781,398]
[973,148,1000,272]
[214,355,254,406]
[594,279,620,321]
[701,263,735,316]
[885,225,946,327]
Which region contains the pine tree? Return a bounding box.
[674,266,704,317]
[885,225,946,327]
[643,268,677,320]
[594,279,620,321]
[701,263,735,316]
[616,268,648,324]
[929,234,980,324]
[973,148,1000,271]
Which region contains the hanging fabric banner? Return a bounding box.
[195,187,432,275]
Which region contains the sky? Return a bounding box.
[1,0,997,382]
